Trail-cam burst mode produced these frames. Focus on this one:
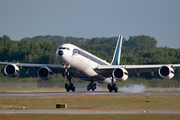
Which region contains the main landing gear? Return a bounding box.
[107,77,118,93]
[87,81,97,91]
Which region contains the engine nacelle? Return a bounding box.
[37,67,53,81]
[4,64,20,77]
[112,68,128,81]
[158,65,174,79]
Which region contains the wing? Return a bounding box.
[94,64,180,77]
[0,62,65,73]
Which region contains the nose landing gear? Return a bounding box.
[64,75,75,92]
[65,83,75,92]
[63,65,75,92]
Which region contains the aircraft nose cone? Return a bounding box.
[58,50,64,56]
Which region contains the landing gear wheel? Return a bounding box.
[87,84,90,91]
[92,87,95,91]
[92,83,96,91]
[109,87,112,92]
[87,82,97,91]
[114,87,118,93]
[108,84,111,89]
[112,84,118,92]
[93,83,97,89]
[65,83,75,92]
[65,83,68,90]
[66,87,70,92]
[107,78,118,93]
[72,86,75,92]
[63,67,75,92]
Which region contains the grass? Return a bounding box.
[0,95,180,110]
[0,113,180,120]
[0,87,66,92]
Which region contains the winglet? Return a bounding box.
[111,35,123,65]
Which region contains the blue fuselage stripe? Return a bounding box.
[78,50,108,65]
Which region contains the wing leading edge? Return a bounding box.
[94,64,180,77]
[0,62,65,73]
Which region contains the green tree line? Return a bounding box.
[0,35,180,81]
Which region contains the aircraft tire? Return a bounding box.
[93,83,97,89]
[114,87,118,93]
[66,88,70,92]
[108,84,111,89]
[109,88,112,92]
[92,84,96,91]
[72,86,75,92]
[87,85,90,91]
[65,83,68,89]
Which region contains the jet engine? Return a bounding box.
[158,65,174,79]
[37,67,53,81]
[4,64,20,77]
[112,68,128,81]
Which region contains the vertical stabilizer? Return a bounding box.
[111,35,123,65]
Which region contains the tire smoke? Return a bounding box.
[119,84,146,93]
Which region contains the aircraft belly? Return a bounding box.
[73,69,111,84]
[73,72,90,79]
[71,54,111,83]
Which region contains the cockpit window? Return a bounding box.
[59,47,70,50]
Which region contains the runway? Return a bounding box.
[0,90,180,98]
[0,109,180,114]
[0,90,179,114]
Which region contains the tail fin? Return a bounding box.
[111,35,123,65]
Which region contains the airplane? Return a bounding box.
[0,35,180,92]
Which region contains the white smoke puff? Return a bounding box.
[119,84,146,93]
[73,84,85,91]
[96,86,103,91]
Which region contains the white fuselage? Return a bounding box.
[56,44,112,84]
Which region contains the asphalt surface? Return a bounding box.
[0,90,180,114]
[0,90,180,98]
[0,109,180,113]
